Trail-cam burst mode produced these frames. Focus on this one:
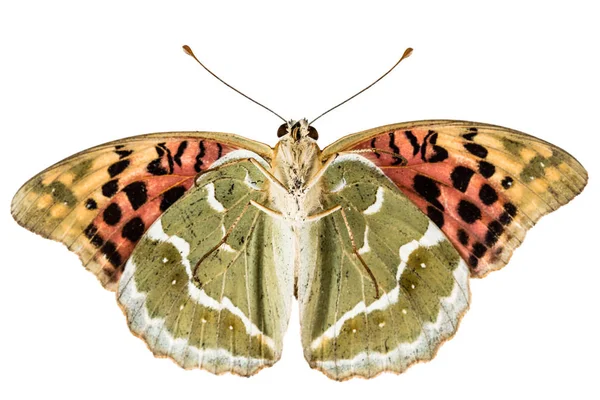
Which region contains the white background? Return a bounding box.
[1,1,598,399]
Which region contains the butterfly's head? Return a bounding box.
[272,119,322,194]
[276,119,318,142]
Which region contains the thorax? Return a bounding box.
[270,138,323,222]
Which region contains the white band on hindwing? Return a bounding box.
[131,219,276,351]
[309,221,466,352]
[118,257,271,372]
[314,258,469,377]
[363,186,384,215]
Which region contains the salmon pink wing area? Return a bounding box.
[11,132,271,290]
[323,120,587,278]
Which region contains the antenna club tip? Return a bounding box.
[182,45,194,57]
[402,47,414,60]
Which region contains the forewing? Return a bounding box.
[117,157,293,376]
[323,120,587,277]
[11,131,272,290]
[299,155,469,380]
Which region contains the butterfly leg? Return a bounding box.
[249,158,288,192]
[249,199,284,219]
[303,153,340,192]
[304,205,341,222]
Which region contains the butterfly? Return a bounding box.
[11,45,588,380]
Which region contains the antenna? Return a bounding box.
[309,47,413,125]
[182,45,286,123]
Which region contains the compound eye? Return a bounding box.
[307,126,319,140]
[277,123,288,137]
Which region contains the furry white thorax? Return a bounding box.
[271,119,323,222]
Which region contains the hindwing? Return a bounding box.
[299,155,469,380]
[117,154,293,375]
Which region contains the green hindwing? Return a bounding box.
[299,154,470,380]
[117,153,293,376]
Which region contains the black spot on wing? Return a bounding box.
[420,130,448,163]
[101,241,122,267]
[479,184,498,205]
[429,132,438,145]
[499,211,513,225]
[194,140,206,173]
[504,202,518,217]
[462,128,478,141]
[468,255,478,268]
[370,138,380,158]
[122,217,145,242]
[427,206,445,228]
[404,130,420,156]
[84,223,104,248]
[216,143,223,159]
[457,200,481,224]
[485,220,504,246]
[102,180,119,198]
[160,186,187,212]
[122,181,148,211]
[159,143,174,174]
[174,141,188,167]
[420,130,434,161]
[388,132,402,165]
[413,174,444,210]
[457,229,469,246]
[108,159,130,178]
[85,198,97,210]
[115,148,133,159]
[501,176,514,189]
[464,143,488,158]
[427,145,449,163]
[147,159,168,175]
[472,242,487,258]
[84,223,98,239]
[103,203,122,226]
[478,161,496,178]
[147,143,171,176]
[451,166,475,193]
